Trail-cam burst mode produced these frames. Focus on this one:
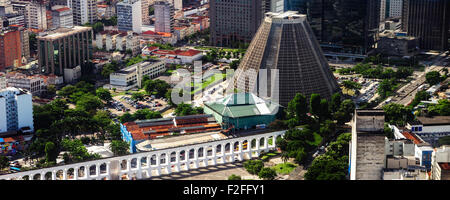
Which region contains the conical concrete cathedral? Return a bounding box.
[229,11,340,106]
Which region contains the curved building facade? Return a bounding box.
[229,11,339,106]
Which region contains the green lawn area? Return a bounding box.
[307,132,323,147]
[272,162,298,175]
[260,151,280,162]
[190,73,227,94]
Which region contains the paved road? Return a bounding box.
[376,52,449,108]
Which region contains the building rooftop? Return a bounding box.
[416,116,450,126]
[114,59,162,75]
[439,163,450,170]
[37,26,92,40]
[205,93,279,118]
[123,114,221,141]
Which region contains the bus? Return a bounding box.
[10,167,21,173]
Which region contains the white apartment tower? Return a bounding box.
[72,0,97,25]
[52,6,74,28]
[117,0,142,34]
[380,0,386,22]
[154,1,174,33]
[388,0,402,18]
[172,0,183,11]
[12,0,48,30]
[141,0,150,25]
[0,87,34,133]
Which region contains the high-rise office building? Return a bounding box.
[117,0,142,34]
[230,12,339,106]
[209,0,264,47]
[72,0,97,25]
[141,0,150,25]
[0,87,34,134]
[0,27,22,70]
[37,26,93,81]
[154,1,174,33]
[279,0,381,55]
[386,0,402,18]
[402,0,450,51]
[11,0,48,30]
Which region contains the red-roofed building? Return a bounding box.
[51,6,73,28]
[121,114,222,153]
[152,48,203,64]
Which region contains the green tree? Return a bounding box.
[304,155,348,180]
[410,91,430,108]
[120,112,135,123]
[58,85,77,98]
[243,160,264,175]
[131,92,145,101]
[309,93,321,117]
[0,155,9,171]
[101,62,119,78]
[384,124,394,139]
[425,71,443,85]
[342,80,361,91]
[29,33,37,54]
[383,103,413,126]
[427,99,450,116]
[47,84,57,95]
[93,110,113,134]
[110,140,129,156]
[44,141,58,163]
[96,88,112,102]
[76,94,103,113]
[319,99,331,121]
[330,93,342,113]
[143,79,170,96]
[294,148,307,164]
[258,167,277,180]
[286,93,308,124]
[336,99,355,124]
[175,103,203,116]
[228,174,242,180]
[378,79,396,98]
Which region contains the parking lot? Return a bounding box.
[108,94,170,117]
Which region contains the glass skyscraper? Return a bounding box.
[278,0,381,54]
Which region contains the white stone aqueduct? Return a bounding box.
[0,131,285,180]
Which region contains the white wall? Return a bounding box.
[15,93,33,132]
[0,98,7,133]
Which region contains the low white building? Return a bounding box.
[109,60,166,91]
[153,49,203,64]
[0,87,33,133]
[96,30,141,55]
[64,65,82,83]
[0,76,6,89]
[385,138,415,157]
[407,116,450,146]
[431,145,450,180]
[6,73,45,96]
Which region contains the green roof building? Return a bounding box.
[204,93,280,131]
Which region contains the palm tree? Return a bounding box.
[281,151,289,163]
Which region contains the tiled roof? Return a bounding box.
[176,49,202,57]
[401,131,422,144]
[55,7,70,12]
[123,115,220,141]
